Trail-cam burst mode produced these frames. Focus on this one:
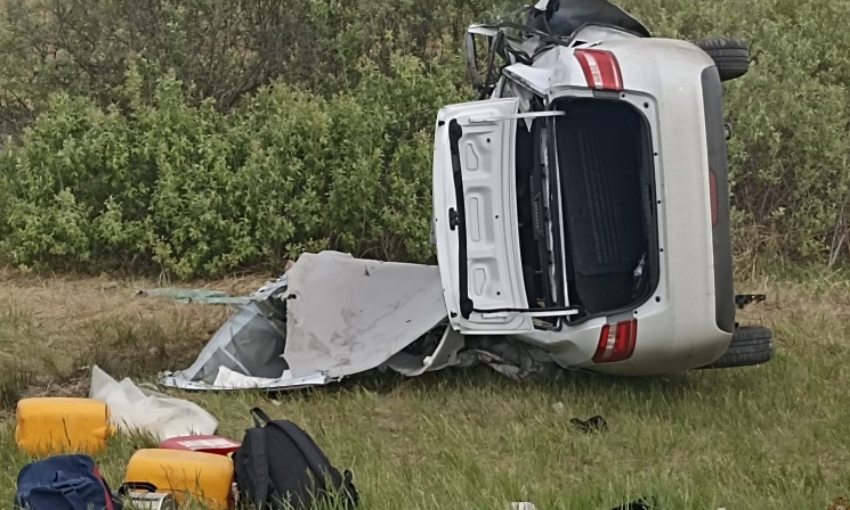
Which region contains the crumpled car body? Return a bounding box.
[431,0,771,375]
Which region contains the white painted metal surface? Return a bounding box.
[283,251,448,378]
[434,29,735,375]
[433,98,538,335]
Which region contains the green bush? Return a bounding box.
[0,0,498,134]
[1,0,850,277]
[0,52,469,278]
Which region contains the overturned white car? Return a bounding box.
[431,0,774,375]
[162,0,775,393]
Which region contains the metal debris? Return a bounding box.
[160,251,571,392]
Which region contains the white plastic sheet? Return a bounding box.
[89,365,218,442]
[159,366,329,391]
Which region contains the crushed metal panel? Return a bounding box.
[384,326,466,376]
[457,336,568,380]
[158,251,570,392]
[171,302,288,384]
[283,251,448,379]
[161,274,289,386]
[503,64,554,98]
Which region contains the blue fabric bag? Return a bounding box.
[15,454,122,510]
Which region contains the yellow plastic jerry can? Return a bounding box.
[15,397,114,456]
[124,449,234,509]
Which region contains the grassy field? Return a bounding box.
[1,269,849,509]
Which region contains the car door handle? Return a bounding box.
[448,208,459,230]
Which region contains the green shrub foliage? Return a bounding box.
[0,0,848,277]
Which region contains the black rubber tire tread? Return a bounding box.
[703,325,774,369]
[691,38,750,82]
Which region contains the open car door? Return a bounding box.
[433,98,576,335]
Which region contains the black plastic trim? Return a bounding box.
[530,116,554,307]
[701,66,736,333]
[448,120,474,319]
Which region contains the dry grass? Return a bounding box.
[0,268,848,509]
[0,269,266,381]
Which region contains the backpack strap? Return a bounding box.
[340,469,359,507]
[118,482,158,496]
[268,421,333,492]
[55,467,121,510]
[250,407,273,427]
[57,489,90,510]
[42,475,93,510]
[91,465,119,510]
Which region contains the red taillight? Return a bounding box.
[592,319,638,363]
[574,49,623,92]
[709,170,718,227]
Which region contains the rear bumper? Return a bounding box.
[513,295,733,376]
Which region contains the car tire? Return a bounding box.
[701,325,774,369]
[691,38,750,82]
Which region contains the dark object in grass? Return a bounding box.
[569,415,608,433]
[233,407,359,510]
[735,294,766,309]
[608,498,654,510]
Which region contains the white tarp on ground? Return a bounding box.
[159,251,565,392]
[91,365,218,441]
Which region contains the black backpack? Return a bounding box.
[233,408,359,510]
